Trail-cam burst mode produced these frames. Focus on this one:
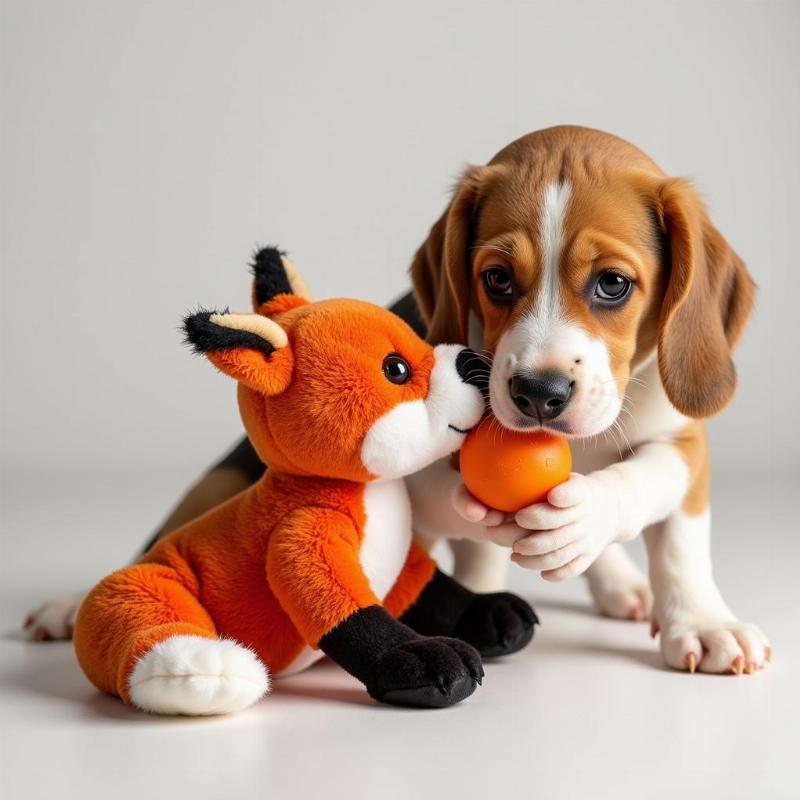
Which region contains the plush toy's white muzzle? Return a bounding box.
[360,344,485,480]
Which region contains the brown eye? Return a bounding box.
[594,271,632,304]
[382,353,411,385]
[483,267,513,299]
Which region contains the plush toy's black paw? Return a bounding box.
[368,637,483,708]
[455,593,538,658]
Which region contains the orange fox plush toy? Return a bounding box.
[73,248,537,714]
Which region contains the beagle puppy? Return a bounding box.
[406,125,770,675]
[26,125,770,677]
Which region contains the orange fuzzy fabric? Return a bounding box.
[73,291,440,704]
[75,469,438,702]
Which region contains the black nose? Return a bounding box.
[455,347,489,394]
[509,370,574,420]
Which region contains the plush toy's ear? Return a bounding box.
[250,246,311,311]
[183,309,293,395]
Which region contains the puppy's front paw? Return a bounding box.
[658,619,771,675]
[24,592,86,640]
[591,582,653,621]
[368,637,483,708]
[585,548,653,621]
[456,593,538,657]
[510,474,622,580]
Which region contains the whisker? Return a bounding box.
[608,422,623,460]
[614,418,635,457]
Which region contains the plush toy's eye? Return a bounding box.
[482,266,514,301]
[382,353,411,385]
[594,271,632,305]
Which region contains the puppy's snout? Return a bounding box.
[509,370,574,421]
[455,347,489,393]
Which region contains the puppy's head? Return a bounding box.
[412,126,754,436]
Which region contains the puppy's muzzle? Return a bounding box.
[509,370,574,421]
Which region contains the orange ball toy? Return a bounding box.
[460,418,572,513]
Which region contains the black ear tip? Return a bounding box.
[250,244,293,305]
[181,307,276,358]
[250,246,286,277]
[182,308,220,353]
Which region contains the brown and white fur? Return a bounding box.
[407,125,769,675]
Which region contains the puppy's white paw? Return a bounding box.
[584,545,652,621]
[659,619,772,675]
[24,592,85,640]
[590,581,653,621]
[129,635,270,715]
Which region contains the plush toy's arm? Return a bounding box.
[266,506,383,646]
[382,541,437,619]
[267,508,483,707]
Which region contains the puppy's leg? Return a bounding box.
[646,510,771,674]
[406,458,511,592]
[24,592,84,641]
[584,544,652,621]
[143,437,264,552]
[450,539,510,593]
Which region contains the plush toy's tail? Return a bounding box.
[73,563,269,715]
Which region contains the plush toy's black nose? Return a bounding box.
[509,370,574,420]
[455,348,489,393]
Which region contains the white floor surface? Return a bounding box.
[0,469,796,800]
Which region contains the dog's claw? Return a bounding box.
[730,656,744,676]
[744,663,755,675]
[685,652,697,674]
[23,615,34,630]
[650,620,660,639]
[765,646,773,664]
[33,627,49,642]
[630,606,645,621]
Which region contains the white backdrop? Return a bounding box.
[2,0,798,481]
[2,7,798,798]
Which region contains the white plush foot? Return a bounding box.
[129,635,270,715]
[585,545,652,621]
[24,592,85,640]
[658,618,772,675]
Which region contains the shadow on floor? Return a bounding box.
[3,632,378,715]
[531,596,599,618]
[3,591,671,719]
[545,638,669,671]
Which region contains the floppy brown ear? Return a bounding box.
[410,166,490,345]
[656,178,756,418]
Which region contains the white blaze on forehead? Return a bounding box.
[534,181,572,321]
[488,180,621,435]
[510,181,573,357]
